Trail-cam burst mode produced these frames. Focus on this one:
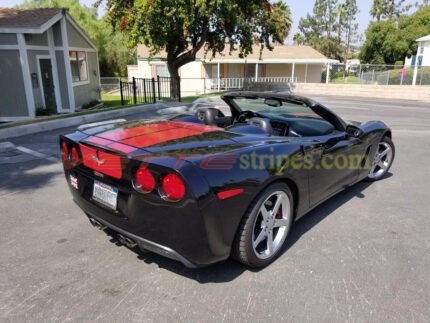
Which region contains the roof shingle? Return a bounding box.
[0,8,63,29]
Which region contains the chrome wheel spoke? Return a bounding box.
[260,204,269,220]
[274,218,289,228]
[266,230,274,254]
[272,194,283,215]
[378,160,386,169]
[253,230,267,248]
[379,146,391,159]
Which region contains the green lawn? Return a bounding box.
[101,93,124,107]
[330,76,360,84]
[101,92,220,106]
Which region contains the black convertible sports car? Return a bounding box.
[60,91,395,268]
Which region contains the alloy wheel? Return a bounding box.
[368,142,393,179]
[252,191,291,259]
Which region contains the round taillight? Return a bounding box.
[71,146,79,164]
[133,167,155,193]
[61,141,69,160]
[161,173,185,201]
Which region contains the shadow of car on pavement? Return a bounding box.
[100,173,392,283]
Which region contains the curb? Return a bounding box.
[0,103,169,140]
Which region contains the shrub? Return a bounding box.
[82,100,102,109]
[36,106,55,116]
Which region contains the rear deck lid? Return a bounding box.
[80,120,244,154]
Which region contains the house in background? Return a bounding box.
[406,35,430,67]
[130,44,337,96]
[0,8,101,121]
[412,34,430,86]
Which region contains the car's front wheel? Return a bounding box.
[232,183,294,268]
[366,136,395,181]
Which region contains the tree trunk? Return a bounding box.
[167,62,180,101]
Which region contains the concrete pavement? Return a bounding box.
[0,96,429,322]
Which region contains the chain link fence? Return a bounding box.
[100,77,127,94]
[324,64,430,86]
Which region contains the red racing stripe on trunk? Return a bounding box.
[107,142,137,153]
[99,122,177,141]
[121,128,205,148]
[85,137,114,146]
[80,144,123,179]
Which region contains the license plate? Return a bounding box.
[93,181,118,210]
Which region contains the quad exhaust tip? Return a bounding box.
[117,234,138,248]
[88,216,137,248]
[88,217,107,230]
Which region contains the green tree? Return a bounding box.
[341,0,359,62]
[19,0,135,76]
[293,33,305,45]
[415,0,430,9]
[370,0,410,21]
[360,6,430,64]
[370,0,386,21]
[102,0,292,79]
[297,0,345,60]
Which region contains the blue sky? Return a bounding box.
[2,0,417,43]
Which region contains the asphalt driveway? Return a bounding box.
[0,96,429,322]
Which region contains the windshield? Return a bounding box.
[231,97,322,120]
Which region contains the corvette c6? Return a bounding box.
[60,92,395,268]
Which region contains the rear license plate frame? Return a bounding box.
[92,180,118,210]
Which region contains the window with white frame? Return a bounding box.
[155,64,170,77]
[69,51,88,82]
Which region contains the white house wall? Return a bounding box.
[137,60,152,78]
[179,61,202,78]
[137,60,203,79]
[181,78,207,96]
[134,59,325,95]
[265,64,291,77]
[420,41,430,66]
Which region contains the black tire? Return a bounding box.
[365,136,395,182]
[231,182,294,268]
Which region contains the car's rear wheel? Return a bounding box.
[366,136,395,181]
[232,183,294,268]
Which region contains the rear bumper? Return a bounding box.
[67,167,232,268]
[76,198,197,268]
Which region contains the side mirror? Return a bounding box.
[346,124,364,138]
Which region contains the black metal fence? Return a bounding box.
[120,76,181,106]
